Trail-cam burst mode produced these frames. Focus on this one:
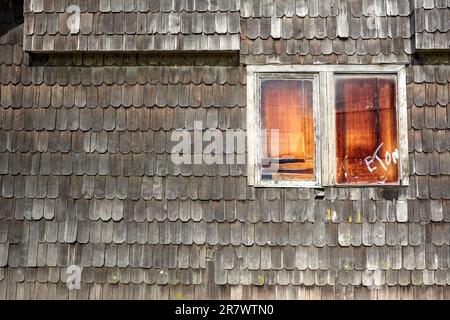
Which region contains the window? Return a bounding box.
[247,65,408,188]
[260,77,317,182]
[335,75,399,184]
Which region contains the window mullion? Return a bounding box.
[321,71,336,186]
[318,71,327,186]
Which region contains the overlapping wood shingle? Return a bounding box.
[1,0,450,300]
[414,0,450,50]
[240,0,414,64]
[23,0,241,52]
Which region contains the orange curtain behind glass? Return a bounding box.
[335,76,398,184]
[261,79,314,180]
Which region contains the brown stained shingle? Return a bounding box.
[414,2,450,50]
[23,0,240,52]
[1,0,450,300]
[240,0,415,64]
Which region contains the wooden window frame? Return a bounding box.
[247,65,409,188]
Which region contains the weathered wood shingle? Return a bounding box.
[1,0,450,300]
[414,0,450,50]
[23,0,241,52]
[240,0,414,64]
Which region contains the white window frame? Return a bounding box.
[247,65,409,188]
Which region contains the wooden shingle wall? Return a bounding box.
[240,0,414,64]
[23,0,241,51]
[414,0,450,50]
[0,0,450,300]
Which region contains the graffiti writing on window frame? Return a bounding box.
[364,143,399,173]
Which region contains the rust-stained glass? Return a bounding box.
[335,75,399,184]
[260,79,315,181]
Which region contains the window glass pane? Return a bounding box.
[335,75,399,184]
[260,79,315,181]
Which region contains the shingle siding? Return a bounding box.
[414,0,450,50]
[0,0,449,300]
[240,0,414,64]
[23,0,241,52]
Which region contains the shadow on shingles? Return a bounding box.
[0,0,23,38]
